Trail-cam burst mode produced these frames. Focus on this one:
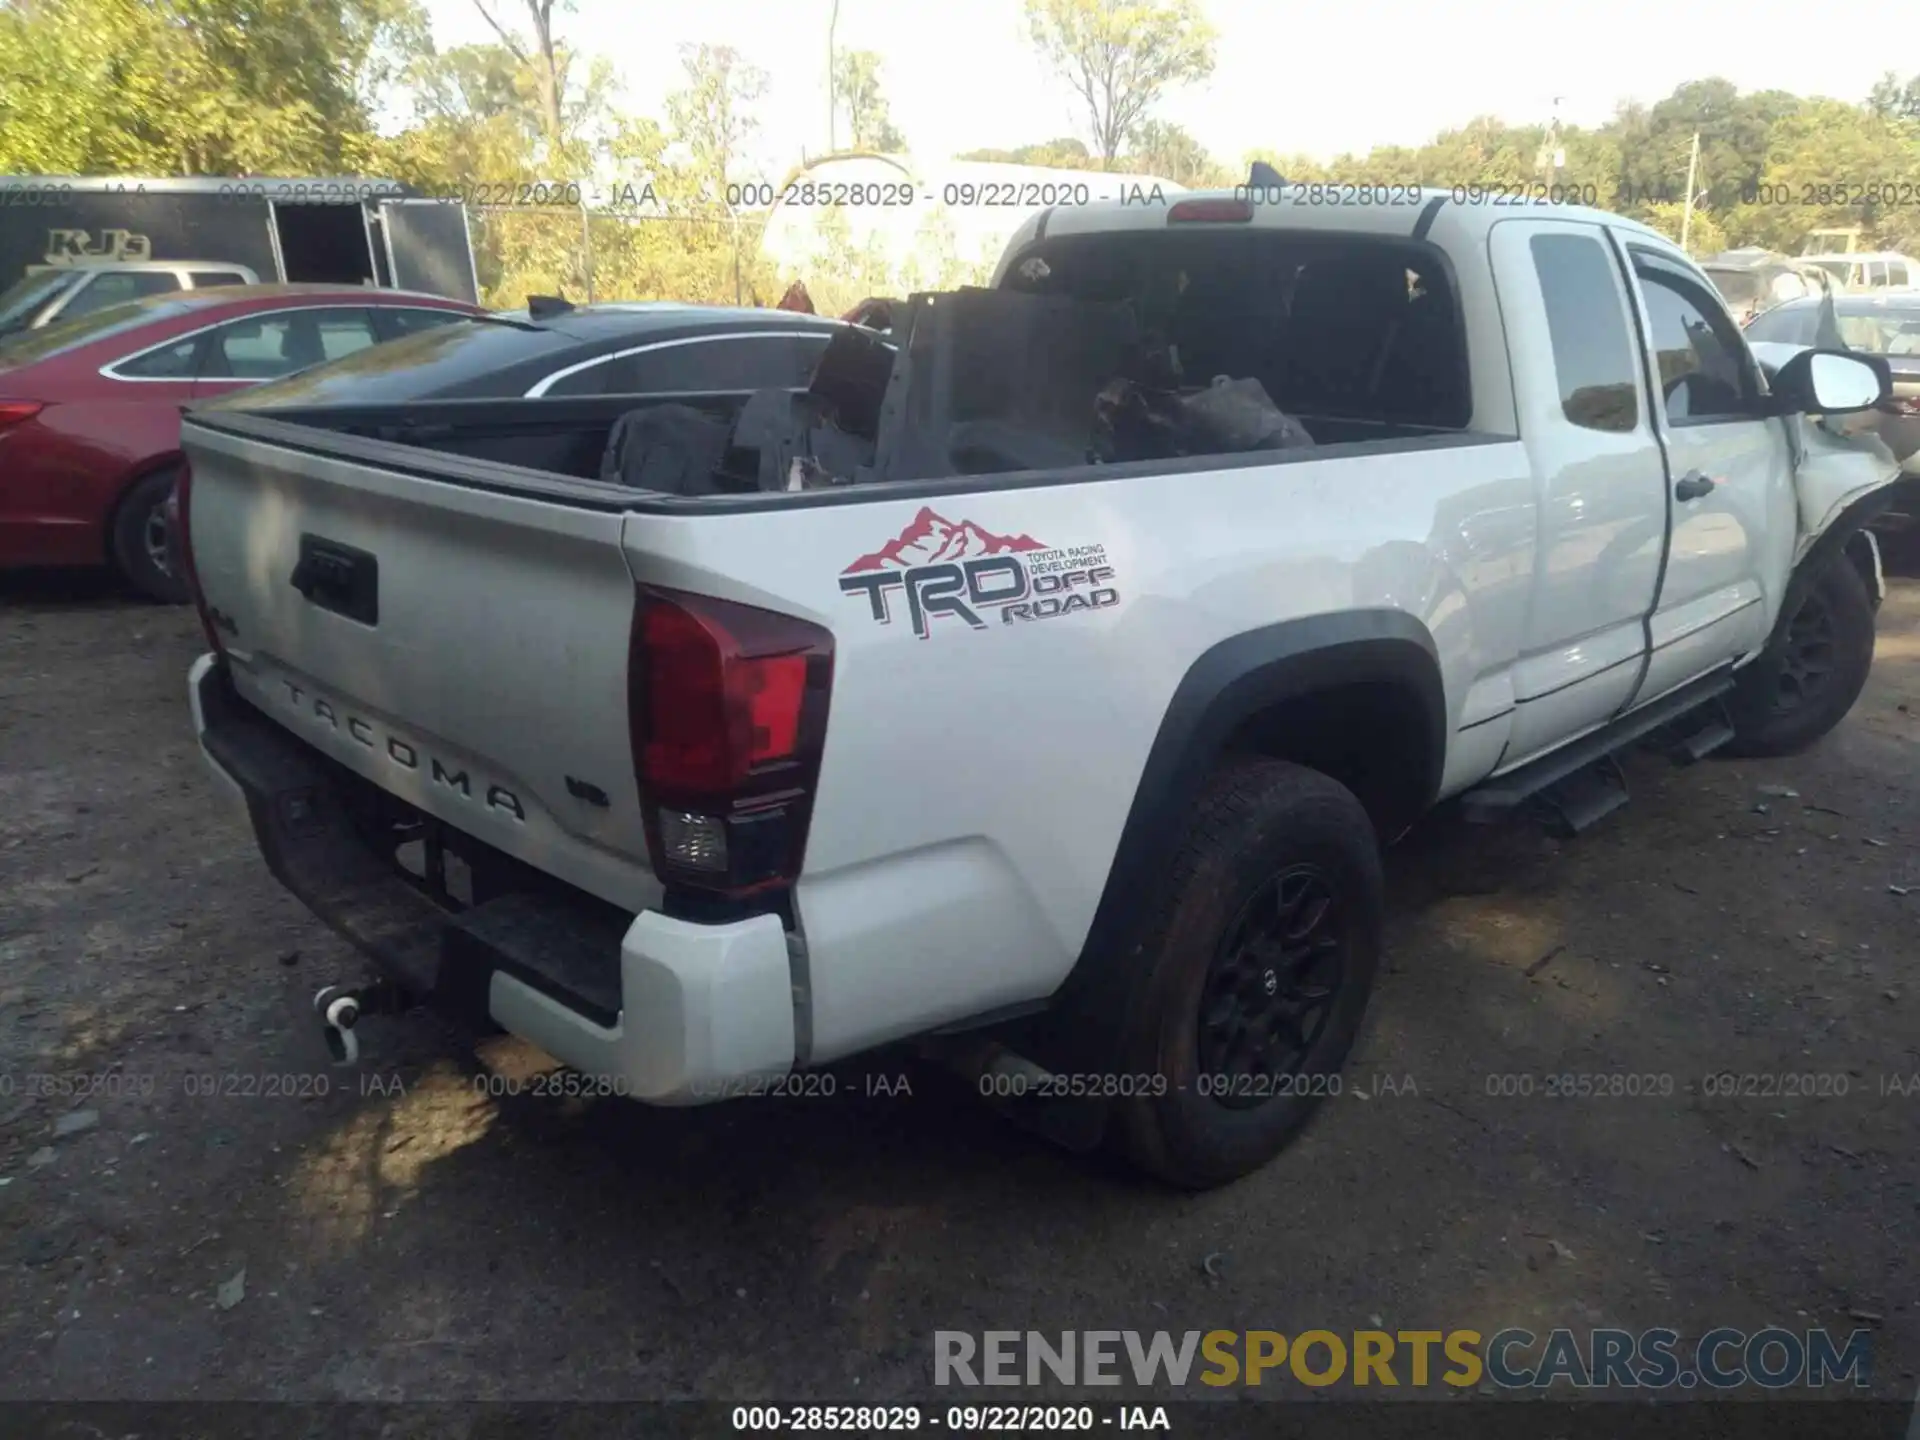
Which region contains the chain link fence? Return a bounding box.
[464,201,994,314]
[465,206,777,311]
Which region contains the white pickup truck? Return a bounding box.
[177,188,1901,1188]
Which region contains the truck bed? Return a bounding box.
[240,394,746,483]
[196,392,1461,492]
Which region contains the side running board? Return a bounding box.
[1462,664,1738,827]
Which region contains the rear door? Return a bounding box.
[378,200,480,303]
[1616,239,1797,701]
[1487,218,1665,762]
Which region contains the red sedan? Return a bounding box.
[0,285,481,601]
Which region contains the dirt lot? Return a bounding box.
[1,557,1917,1406]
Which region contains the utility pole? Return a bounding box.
[1680,130,1701,251]
[578,198,594,303]
[1535,96,1567,191]
[827,0,841,153]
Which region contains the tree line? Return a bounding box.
[1250,76,1920,260]
[3,0,1917,309]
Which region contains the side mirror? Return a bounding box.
[1769,347,1891,414]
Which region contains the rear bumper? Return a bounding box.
[187,653,796,1103]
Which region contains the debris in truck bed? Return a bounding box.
[873,286,1143,482]
[525,278,1330,498]
[599,404,734,495]
[863,285,1322,483]
[1092,374,1316,464]
[1181,376,1317,452]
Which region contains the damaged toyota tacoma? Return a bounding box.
[177,189,1902,1187]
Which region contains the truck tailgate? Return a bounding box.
[182,419,656,912]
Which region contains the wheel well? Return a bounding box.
[103,457,182,568]
[1029,618,1441,1079]
[1222,680,1435,838]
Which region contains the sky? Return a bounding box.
[431,0,1909,181]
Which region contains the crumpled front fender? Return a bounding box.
[1747,339,1902,565]
[1790,409,1901,566]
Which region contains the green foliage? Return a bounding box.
[1641,202,1728,257]
[832,49,907,153]
[957,138,1094,168]
[7,0,1919,304]
[1255,75,1920,257]
[1022,0,1216,162]
[1867,72,1920,122]
[793,204,990,317]
[666,43,768,206]
[0,0,425,173]
[1123,119,1228,186]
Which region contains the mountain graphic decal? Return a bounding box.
[843,507,1048,574]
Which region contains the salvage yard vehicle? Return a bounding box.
[1798,250,1920,293]
[0,176,481,304]
[0,285,480,602]
[0,259,259,338]
[1700,247,1830,327]
[222,299,860,405]
[176,186,1901,1188]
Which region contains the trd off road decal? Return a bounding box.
[839,506,1121,640]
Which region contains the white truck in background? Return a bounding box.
[177,186,1900,1188]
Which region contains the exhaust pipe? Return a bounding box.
[312,980,410,1066]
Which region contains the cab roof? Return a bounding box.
[990,185,1679,282]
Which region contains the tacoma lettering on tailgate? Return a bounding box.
[278,680,525,821]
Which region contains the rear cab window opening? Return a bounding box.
[994,227,1475,443]
[196,225,1485,504]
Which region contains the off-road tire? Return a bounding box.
[110,467,188,604]
[1724,554,1875,758]
[1110,760,1383,1189]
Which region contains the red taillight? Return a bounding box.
[1168,198,1254,224]
[172,460,224,655]
[1884,395,1920,416]
[629,587,833,899]
[0,399,43,429]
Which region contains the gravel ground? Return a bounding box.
[1,557,1916,1405]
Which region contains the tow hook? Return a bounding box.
[312,980,408,1066]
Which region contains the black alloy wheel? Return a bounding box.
[1772,587,1837,713]
[1196,865,1347,1109]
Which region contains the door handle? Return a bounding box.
[1674,471,1717,501]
